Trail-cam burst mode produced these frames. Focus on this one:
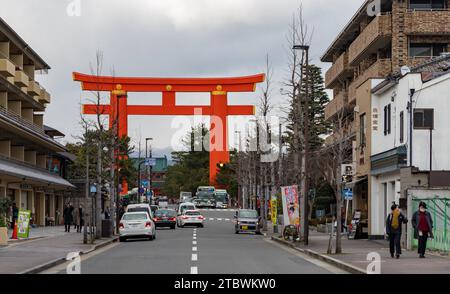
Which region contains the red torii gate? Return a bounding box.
[73,72,265,195]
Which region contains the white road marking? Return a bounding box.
[191,253,198,261]
[225,218,230,221]
[192,246,197,251]
[193,241,197,245]
[193,236,197,240]
[190,266,198,274]
[263,239,349,274]
[209,218,214,221]
[217,218,222,221]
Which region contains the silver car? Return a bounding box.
[234,209,262,234]
[119,212,156,242]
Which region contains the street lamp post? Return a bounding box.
[145,138,153,203]
[235,131,242,208]
[293,44,310,245]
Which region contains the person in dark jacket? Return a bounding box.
[412,201,433,258]
[63,204,74,232]
[386,203,408,259]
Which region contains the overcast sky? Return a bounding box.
[1,0,362,156]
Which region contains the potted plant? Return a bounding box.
[0,198,11,246]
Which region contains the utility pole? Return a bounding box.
[293,44,310,245]
[83,125,89,244]
[235,131,242,208]
[145,138,153,203]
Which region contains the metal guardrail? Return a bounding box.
[0,105,65,149]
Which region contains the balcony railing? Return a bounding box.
[348,14,392,66]
[0,105,64,149]
[325,91,347,121]
[349,58,392,102]
[325,52,352,88]
[405,9,450,34]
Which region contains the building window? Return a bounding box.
[360,113,366,147]
[414,109,434,129]
[409,43,446,58]
[409,0,447,10]
[400,111,404,143]
[384,104,391,135]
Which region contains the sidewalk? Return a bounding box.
[271,229,450,274]
[0,226,117,274]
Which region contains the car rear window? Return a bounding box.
[155,210,176,217]
[122,213,148,220]
[181,205,195,211]
[128,207,149,213]
[186,211,200,216]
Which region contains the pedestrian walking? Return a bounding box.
[386,203,408,259]
[412,201,434,258]
[78,205,84,233]
[10,203,18,236]
[73,205,81,232]
[63,204,73,232]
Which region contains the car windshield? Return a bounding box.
[197,192,214,200]
[155,210,176,217]
[239,210,258,218]
[122,213,148,220]
[185,211,200,216]
[215,193,227,202]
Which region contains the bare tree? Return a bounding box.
[280,5,313,240]
[316,107,353,254]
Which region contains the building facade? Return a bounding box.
[321,0,450,237]
[0,18,74,227]
[370,56,450,240]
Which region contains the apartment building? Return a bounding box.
[0,18,74,226]
[321,0,450,237]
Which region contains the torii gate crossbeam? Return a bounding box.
[73,72,265,195]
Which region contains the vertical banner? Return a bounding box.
[271,196,278,225]
[17,210,31,239]
[281,186,300,227]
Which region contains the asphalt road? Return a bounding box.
[44,208,346,274]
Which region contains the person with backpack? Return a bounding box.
[386,203,408,259]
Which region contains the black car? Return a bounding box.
[153,209,177,229]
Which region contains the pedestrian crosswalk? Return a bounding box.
[197,208,236,212]
[206,218,233,222]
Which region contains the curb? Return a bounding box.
[271,236,366,274]
[19,237,119,274]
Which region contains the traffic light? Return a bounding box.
[342,174,353,183]
[217,162,226,169]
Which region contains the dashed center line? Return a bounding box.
[193,241,197,245]
[191,253,198,261]
[192,246,197,251]
[190,266,198,274]
[209,218,214,221]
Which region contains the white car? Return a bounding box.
[119,212,156,242]
[178,210,204,228]
[177,202,197,227]
[126,203,154,219]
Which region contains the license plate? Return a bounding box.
[242,226,248,230]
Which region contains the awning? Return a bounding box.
[345,176,368,189]
[0,157,75,188]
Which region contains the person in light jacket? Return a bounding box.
[412,201,433,258]
[386,203,408,259]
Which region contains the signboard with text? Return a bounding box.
[271,196,278,225]
[17,210,31,239]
